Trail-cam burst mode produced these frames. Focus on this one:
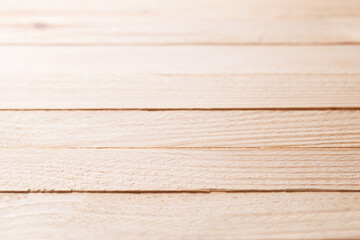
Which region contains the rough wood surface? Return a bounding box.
[1,74,360,109]
[1,110,359,148]
[2,0,360,239]
[0,0,359,45]
[1,148,359,191]
[1,46,360,75]
[1,193,360,240]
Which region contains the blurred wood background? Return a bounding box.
[0,0,360,239]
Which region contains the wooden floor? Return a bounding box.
[1,0,360,239]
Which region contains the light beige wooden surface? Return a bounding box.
[1,148,359,191]
[1,0,360,239]
[2,0,359,18]
[0,46,359,109]
[1,193,360,240]
[0,0,359,45]
[1,46,360,75]
[1,74,360,109]
[1,110,359,148]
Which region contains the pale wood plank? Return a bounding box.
[0,0,359,45]
[1,110,360,148]
[1,73,360,109]
[1,17,359,45]
[2,0,359,18]
[1,46,360,75]
[1,193,360,240]
[2,19,360,46]
[1,148,359,191]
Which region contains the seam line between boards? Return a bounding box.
[1,108,360,111]
[1,147,360,150]
[1,42,360,47]
[1,189,360,194]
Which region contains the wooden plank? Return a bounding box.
[1,110,360,148]
[1,73,360,109]
[2,0,359,18]
[1,17,360,46]
[0,193,359,239]
[1,46,360,75]
[1,148,359,191]
[0,0,359,45]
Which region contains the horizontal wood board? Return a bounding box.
[1,148,359,191]
[1,110,359,148]
[1,46,360,75]
[0,0,359,44]
[0,193,360,240]
[1,73,360,109]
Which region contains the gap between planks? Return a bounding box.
[2,43,360,47]
[1,108,360,111]
[2,147,360,149]
[2,189,360,194]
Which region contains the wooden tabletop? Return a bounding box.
[1,0,360,239]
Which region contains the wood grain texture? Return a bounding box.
[1,110,359,148]
[0,0,359,45]
[1,193,360,240]
[1,74,360,109]
[1,148,359,191]
[2,0,359,18]
[1,46,360,75]
[2,0,360,239]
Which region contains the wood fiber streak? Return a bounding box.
[1,148,360,191]
[0,193,360,240]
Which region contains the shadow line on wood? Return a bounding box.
[1,42,360,47]
[2,189,360,194]
[2,108,360,111]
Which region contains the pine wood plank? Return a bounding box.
[0,0,359,45]
[1,148,359,191]
[1,110,360,148]
[1,193,359,239]
[1,17,360,46]
[1,73,360,109]
[1,46,360,75]
[2,0,359,18]
[1,46,359,109]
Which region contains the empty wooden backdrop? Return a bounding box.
[0,0,360,239]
